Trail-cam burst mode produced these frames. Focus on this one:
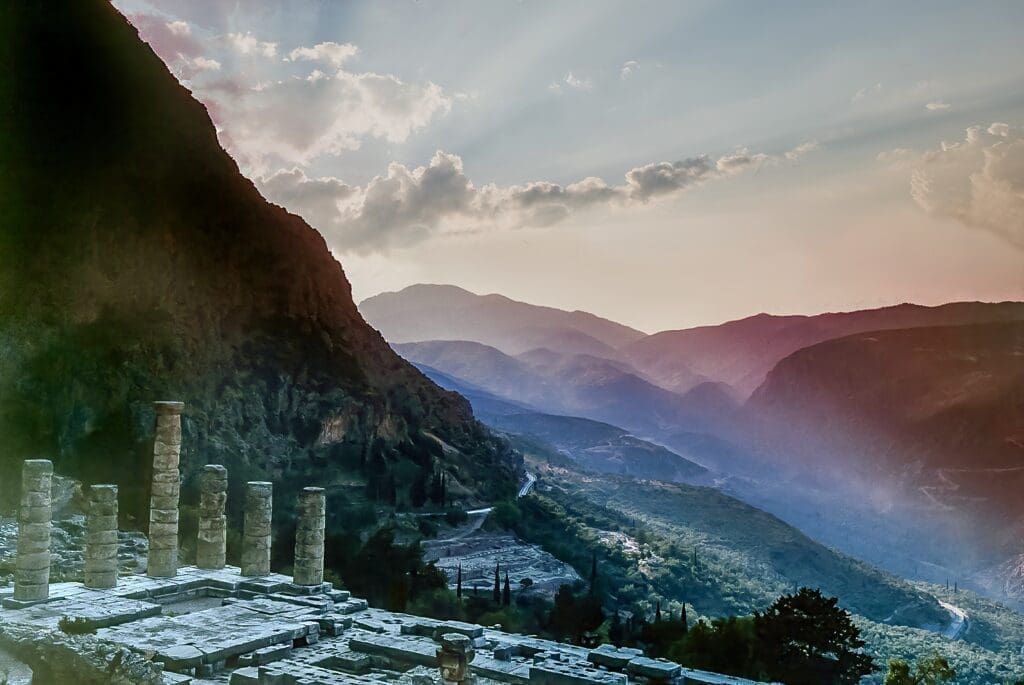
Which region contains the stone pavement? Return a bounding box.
[0,566,768,685]
[0,565,770,683]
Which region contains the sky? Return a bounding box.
[115,0,1024,332]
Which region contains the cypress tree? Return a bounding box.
[655,600,662,623]
[680,602,688,634]
[609,610,623,646]
[503,572,511,606]
[493,563,501,603]
[589,552,597,592]
[456,564,463,599]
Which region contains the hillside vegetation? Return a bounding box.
[493,462,1024,683]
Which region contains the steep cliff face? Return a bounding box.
[0,1,519,517]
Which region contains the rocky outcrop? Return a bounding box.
[0,624,163,685]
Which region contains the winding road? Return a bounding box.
[939,600,969,640]
[428,471,536,543]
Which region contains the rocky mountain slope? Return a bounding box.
[361,284,646,357]
[741,321,1024,545]
[0,2,519,519]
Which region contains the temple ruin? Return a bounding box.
[0,400,765,685]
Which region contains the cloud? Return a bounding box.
[905,123,1024,248]
[551,71,592,93]
[852,82,882,103]
[125,14,455,172]
[130,15,223,79]
[166,20,191,36]
[785,141,819,161]
[260,143,813,254]
[222,68,453,171]
[565,71,592,90]
[925,100,951,111]
[287,42,359,67]
[228,31,278,58]
[131,14,204,60]
[189,56,221,71]
[620,60,639,79]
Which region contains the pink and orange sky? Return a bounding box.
[117,0,1024,331]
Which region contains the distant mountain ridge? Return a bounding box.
[361,284,646,357]
[393,340,732,438]
[625,301,1024,397]
[414,362,708,483]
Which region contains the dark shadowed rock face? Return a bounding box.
[0,1,519,517]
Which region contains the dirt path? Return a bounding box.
[938,600,969,640]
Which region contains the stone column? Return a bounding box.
[241,481,272,577]
[13,459,53,602]
[293,487,326,586]
[437,633,476,685]
[196,464,228,570]
[147,400,184,578]
[84,484,119,589]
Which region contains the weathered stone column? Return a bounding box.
[293,487,326,586]
[147,400,184,578]
[13,459,53,602]
[241,481,272,577]
[437,633,476,685]
[196,464,228,570]
[84,484,119,589]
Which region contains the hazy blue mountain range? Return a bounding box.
[361,284,646,357]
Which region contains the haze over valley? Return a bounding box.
[362,284,1024,601]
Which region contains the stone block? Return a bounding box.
[625,657,681,682]
[587,645,643,670]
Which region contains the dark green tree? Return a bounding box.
[668,617,759,677]
[609,609,624,646]
[548,584,604,645]
[503,572,511,606]
[884,659,914,685]
[755,588,874,685]
[493,563,501,604]
[409,468,429,508]
[456,564,462,599]
[884,654,956,685]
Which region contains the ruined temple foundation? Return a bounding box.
[148,401,184,578]
[84,484,119,589]
[196,464,228,570]
[241,481,273,577]
[12,459,53,603]
[293,486,326,586]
